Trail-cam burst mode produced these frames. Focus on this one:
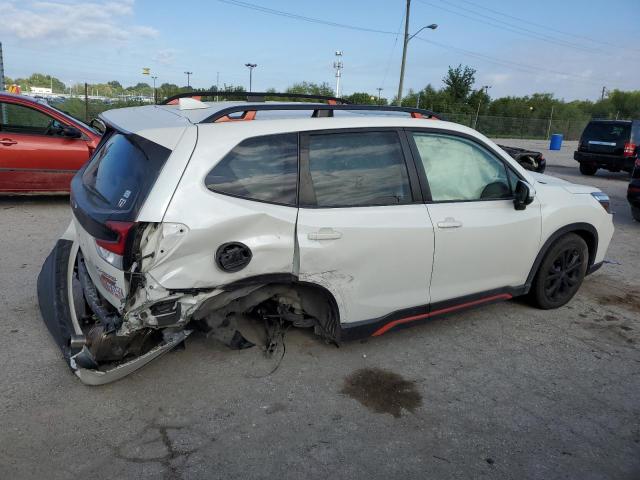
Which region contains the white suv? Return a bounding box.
[37,93,614,384]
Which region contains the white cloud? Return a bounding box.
[0,0,157,44]
[153,48,178,66]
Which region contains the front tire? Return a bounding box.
[579,163,598,175]
[530,233,589,309]
[632,205,640,222]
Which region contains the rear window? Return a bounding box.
[82,131,170,210]
[305,131,411,207]
[205,133,298,206]
[582,122,631,143]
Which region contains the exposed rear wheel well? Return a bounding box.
[191,279,341,344]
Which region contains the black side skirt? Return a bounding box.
[340,286,527,341]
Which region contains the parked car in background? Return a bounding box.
[574,119,639,175]
[498,144,546,173]
[0,92,101,193]
[628,159,640,221]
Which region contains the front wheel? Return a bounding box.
[579,163,598,175]
[632,205,640,222]
[530,233,589,309]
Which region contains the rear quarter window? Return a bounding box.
[204,133,298,206]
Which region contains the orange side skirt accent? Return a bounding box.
[371,293,513,337]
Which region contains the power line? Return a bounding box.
[447,0,640,53]
[217,0,397,35]
[218,0,618,87]
[416,0,603,54]
[380,10,406,91]
[413,36,606,85]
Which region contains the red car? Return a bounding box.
[0,92,101,193]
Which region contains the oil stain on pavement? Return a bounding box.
[341,367,422,418]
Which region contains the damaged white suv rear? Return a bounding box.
[38,93,614,385]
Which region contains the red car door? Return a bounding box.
[0,100,92,192]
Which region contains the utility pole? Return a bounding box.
[376,87,383,105]
[396,0,411,106]
[0,42,6,124]
[0,42,5,92]
[244,63,257,92]
[473,85,491,130]
[546,105,555,140]
[601,86,606,101]
[333,51,343,97]
[396,1,438,106]
[184,71,193,88]
[84,82,89,123]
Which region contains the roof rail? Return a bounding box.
[200,103,440,123]
[160,91,349,105]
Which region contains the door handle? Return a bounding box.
[0,138,17,146]
[437,217,463,229]
[308,228,342,241]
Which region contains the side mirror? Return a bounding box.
[89,118,106,134]
[62,126,82,139]
[514,180,534,210]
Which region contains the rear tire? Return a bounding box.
[530,233,589,309]
[632,206,640,222]
[579,163,598,175]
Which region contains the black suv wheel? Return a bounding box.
[579,163,598,175]
[531,233,589,309]
[632,206,640,222]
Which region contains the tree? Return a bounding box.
[107,80,123,90]
[344,92,380,105]
[442,64,476,104]
[286,81,334,96]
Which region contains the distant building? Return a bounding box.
[30,86,52,94]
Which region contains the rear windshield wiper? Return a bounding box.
[83,182,110,205]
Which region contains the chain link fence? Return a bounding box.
[441,112,589,140]
[54,93,590,141]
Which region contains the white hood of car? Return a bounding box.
[528,172,599,194]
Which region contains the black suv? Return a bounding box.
[574,119,639,175]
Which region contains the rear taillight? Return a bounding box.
[623,142,636,157]
[96,221,135,256]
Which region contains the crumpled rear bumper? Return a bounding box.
[37,239,190,385]
[37,239,78,361]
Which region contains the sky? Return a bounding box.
[0,0,638,101]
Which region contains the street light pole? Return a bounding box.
[396,0,438,106]
[184,71,193,88]
[244,63,257,92]
[151,76,158,104]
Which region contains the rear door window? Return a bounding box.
[304,131,411,207]
[205,133,298,206]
